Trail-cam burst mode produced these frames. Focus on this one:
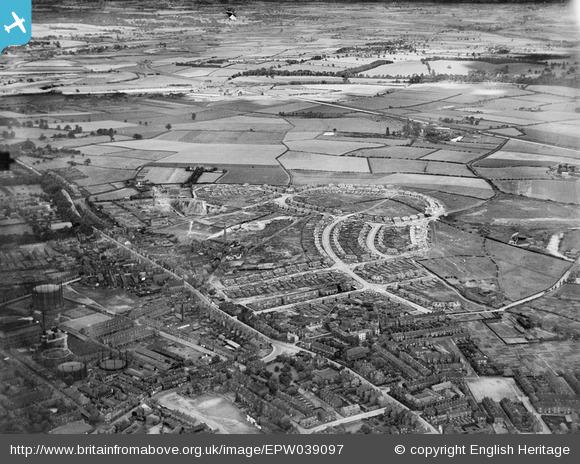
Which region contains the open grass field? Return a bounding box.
[103,140,286,166]
[485,151,580,167]
[351,146,434,159]
[285,139,382,155]
[280,152,370,172]
[158,130,287,144]
[420,256,497,281]
[422,150,484,163]
[493,179,580,205]
[217,165,290,185]
[486,239,571,301]
[285,118,389,133]
[456,195,580,226]
[427,223,486,258]
[380,173,490,190]
[522,124,580,149]
[140,167,192,184]
[502,139,580,158]
[367,158,476,177]
[172,115,291,132]
[474,166,553,180]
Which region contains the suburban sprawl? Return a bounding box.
[0,0,579,435]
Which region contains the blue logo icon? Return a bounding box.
[1,0,31,53]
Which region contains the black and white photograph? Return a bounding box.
[0,0,579,443]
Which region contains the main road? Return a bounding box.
[94,227,439,434]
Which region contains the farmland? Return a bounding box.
[1,0,579,436]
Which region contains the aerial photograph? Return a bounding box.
[0,0,578,435]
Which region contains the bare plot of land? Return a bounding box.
[156,392,259,434]
[62,313,111,332]
[467,377,522,403]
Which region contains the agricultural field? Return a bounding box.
[1,0,579,436]
[280,152,370,172]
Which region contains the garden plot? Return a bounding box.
[285,139,382,155]
[280,152,370,172]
